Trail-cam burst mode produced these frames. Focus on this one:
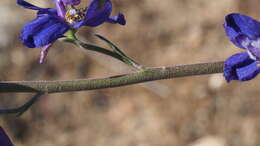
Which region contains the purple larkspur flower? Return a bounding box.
[0,127,13,146]
[17,0,126,63]
[223,13,260,82]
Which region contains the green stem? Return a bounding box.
[0,61,224,93]
[0,62,224,115]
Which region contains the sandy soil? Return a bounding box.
[1,0,260,146]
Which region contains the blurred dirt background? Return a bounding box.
[1,0,260,146]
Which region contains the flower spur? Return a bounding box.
[223,13,260,82]
[17,0,126,63]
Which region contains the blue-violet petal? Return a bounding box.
[107,13,126,25]
[20,14,69,48]
[224,52,256,82]
[236,61,260,81]
[224,13,260,49]
[62,0,81,5]
[17,0,42,10]
[84,0,112,27]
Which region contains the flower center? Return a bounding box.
[251,39,260,49]
[240,37,260,60]
[65,8,85,25]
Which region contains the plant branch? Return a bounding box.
[0,61,224,93]
[0,92,44,116]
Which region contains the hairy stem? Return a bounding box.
[0,61,224,93]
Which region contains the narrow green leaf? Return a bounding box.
[95,34,126,56]
[0,92,44,116]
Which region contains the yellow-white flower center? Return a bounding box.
[65,8,85,24]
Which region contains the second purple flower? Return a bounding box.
[223,13,260,82]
